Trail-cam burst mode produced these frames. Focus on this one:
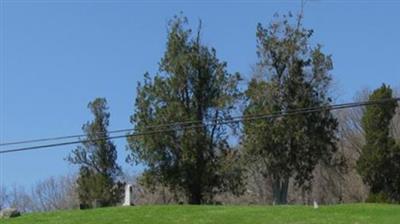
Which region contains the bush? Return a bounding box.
[366,193,390,203]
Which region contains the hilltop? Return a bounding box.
[1,204,400,224]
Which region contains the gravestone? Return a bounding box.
[313,200,319,209]
[123,184,134,206]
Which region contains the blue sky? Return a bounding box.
[1,0,399,187]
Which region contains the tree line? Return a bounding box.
[2,12,399,211]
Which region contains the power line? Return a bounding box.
[0,98,398,154]
[2,97,397,147]
[0,98,390,147]
[0,128,135,147]
[1,98,398,153]
[0,82,251,147]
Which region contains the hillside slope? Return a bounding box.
[1,204,399,224]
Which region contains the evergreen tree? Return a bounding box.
[68,98,123,208]
[127,15,243,204]
[243,13,338,204]
[357,84,400,202]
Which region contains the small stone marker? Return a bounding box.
[313,200,319,209]
[123,184,134,206]
[0,208,21,219]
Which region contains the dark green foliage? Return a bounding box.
[357,84,400,202]
[68,98,124,208]
[127,15,243,204]
[243,13,338,204]
[366,193,391,204]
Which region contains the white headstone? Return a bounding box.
[123,184,134,206]
[313,200,319,209]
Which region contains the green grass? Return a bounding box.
[1,204,399,224]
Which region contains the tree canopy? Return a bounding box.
[357,84,400,202]
[242,13,338,204]
[68,98,123,208]
[127,15,243,204]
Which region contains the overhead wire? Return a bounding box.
[0,98,399,154]
[1,98,396,147]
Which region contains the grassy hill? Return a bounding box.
[1,204,399,224]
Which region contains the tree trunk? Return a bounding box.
[272,176,289,205]
[188,187,202,204]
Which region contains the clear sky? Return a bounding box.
[1,0,399,188]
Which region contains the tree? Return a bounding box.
[6,185,34,212]
[0,185,9,210]
[68,98,124,208]
[31,175,79,211]
[242,13,338,204]
[127,15,243,204]
[0,175,79,212]
[357,84,400,202]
